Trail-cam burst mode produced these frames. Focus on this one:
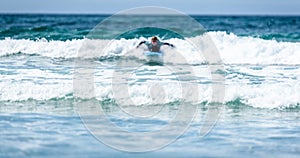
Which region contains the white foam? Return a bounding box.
[1,68,299,109]
[0,38,82,58]
[208,31,300,65]
[225,82,300,109]
[0,68,73,101]
[3,73,299,109]
[0,32,300,65]
[0,81,73,101]
[1,33,300,109]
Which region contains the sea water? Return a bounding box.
[0,14,300,157]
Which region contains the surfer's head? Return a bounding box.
[151,36,159,46]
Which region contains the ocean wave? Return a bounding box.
[1,32,300,65]
[208,31,300,65]
[0,95,299,114]
[0,78,299,110]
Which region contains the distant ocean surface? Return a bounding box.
[1,14,300,157]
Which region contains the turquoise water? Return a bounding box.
[0,14,300,157]
[1,14,300,41]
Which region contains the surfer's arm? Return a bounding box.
[163,42,175,48]
[136,41,146,48]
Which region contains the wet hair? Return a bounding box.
[151,36,158,42]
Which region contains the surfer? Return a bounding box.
[136,36,174,52]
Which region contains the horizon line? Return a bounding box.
[0,12,300,16]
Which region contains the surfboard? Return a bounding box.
[144,51,163,65]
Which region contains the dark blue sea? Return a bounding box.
[0,13,300,157]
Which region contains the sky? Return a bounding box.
[1,0,300,15]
